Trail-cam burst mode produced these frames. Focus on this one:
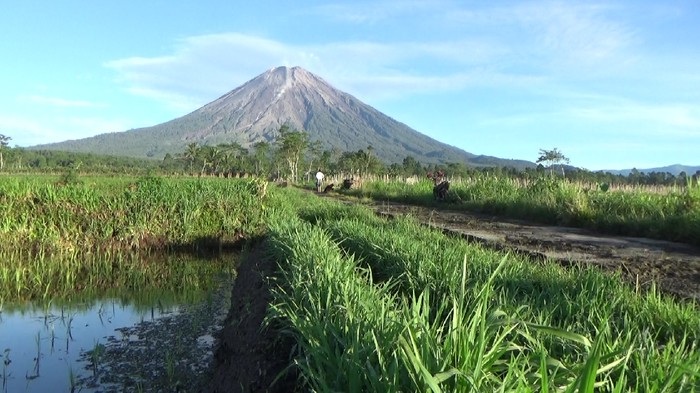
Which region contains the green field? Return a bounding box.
[1,174,698,391]
[343,175,700,247]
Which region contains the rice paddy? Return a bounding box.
[1,174,699,391]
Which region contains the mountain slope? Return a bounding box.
[600,164,700,177]
[31,66,533,168]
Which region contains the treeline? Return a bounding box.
[1,129,697,187]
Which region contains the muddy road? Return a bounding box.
[370,200,700,302]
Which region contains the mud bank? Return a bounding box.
[206,244,297,393]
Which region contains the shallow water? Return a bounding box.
[1,271,232,392]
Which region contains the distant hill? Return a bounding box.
[600,164,700,176]
[30,66,534,169]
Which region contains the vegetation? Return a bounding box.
[1,172,698,390]
[1,132,699,390]
[3,129,699,188]
[0,174,268,253]
[537,147,570,176]
[265,188,699,391]
[0,133,10,170]
[344,175,700,247]
[0,174,267,303]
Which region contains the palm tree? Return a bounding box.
[183,143,200,173]
[0,134,11,170]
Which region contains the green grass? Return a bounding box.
[0,174,265,301]
[264,188,700,391]
[3,176,699,391]
[342,175,700,246]
[0,174,269,252]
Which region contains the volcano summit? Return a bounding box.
[32,66,530,168]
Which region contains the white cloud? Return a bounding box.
[104,32,545,109]
[102,2,645,112]
[0,114,127,147]
[105,33,303,110]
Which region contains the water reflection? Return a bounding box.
[0,255,234,393]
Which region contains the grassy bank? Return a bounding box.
[342,176,700,246]
[0,174,267,302]
[0,174,268,253]
[263,187,699,392]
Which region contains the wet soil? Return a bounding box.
[76,276,234,392]
[206,242,297,393]
[371,201,700,302]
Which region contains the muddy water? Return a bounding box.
[0,267,233,392]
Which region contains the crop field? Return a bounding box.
[1,174,699,391]
[342,175,700,247]
[258,188,699,392]
[0,174,266,302]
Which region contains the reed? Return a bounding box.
[0,174,263,302]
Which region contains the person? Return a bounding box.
[315,169,325,192]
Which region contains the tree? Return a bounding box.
[252,141,272,177]
[338,151,362,175]
[182,142,200,173]
[200,146,222,176]
[402,155,423,176]
[536,148,569,176]
[275,125,310,182]
[304,140,323,182]
[0,134,11,170]
[218,142,248,176]
[360,145,383,176]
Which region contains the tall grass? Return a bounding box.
[345,175,700,246]
[0,174,265,302]
[4,176,699,390]
[264,189,699,391]
[0,175,268,252]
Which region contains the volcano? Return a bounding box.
[32,66,532,167]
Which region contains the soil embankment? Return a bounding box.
[206,243,297,393]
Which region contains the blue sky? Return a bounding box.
[1,1,698,170]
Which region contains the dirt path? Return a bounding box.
[370,201,700,302]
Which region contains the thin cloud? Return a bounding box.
[0,115,58,140]
[0,114,127,146]
[105,32,541,109]
[568,102,700,136]
[310,0,445,24]
[103,2,643,113]
[446,2,638,74]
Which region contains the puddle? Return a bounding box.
[1,276,232,393]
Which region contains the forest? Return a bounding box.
[0,130,697,187]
